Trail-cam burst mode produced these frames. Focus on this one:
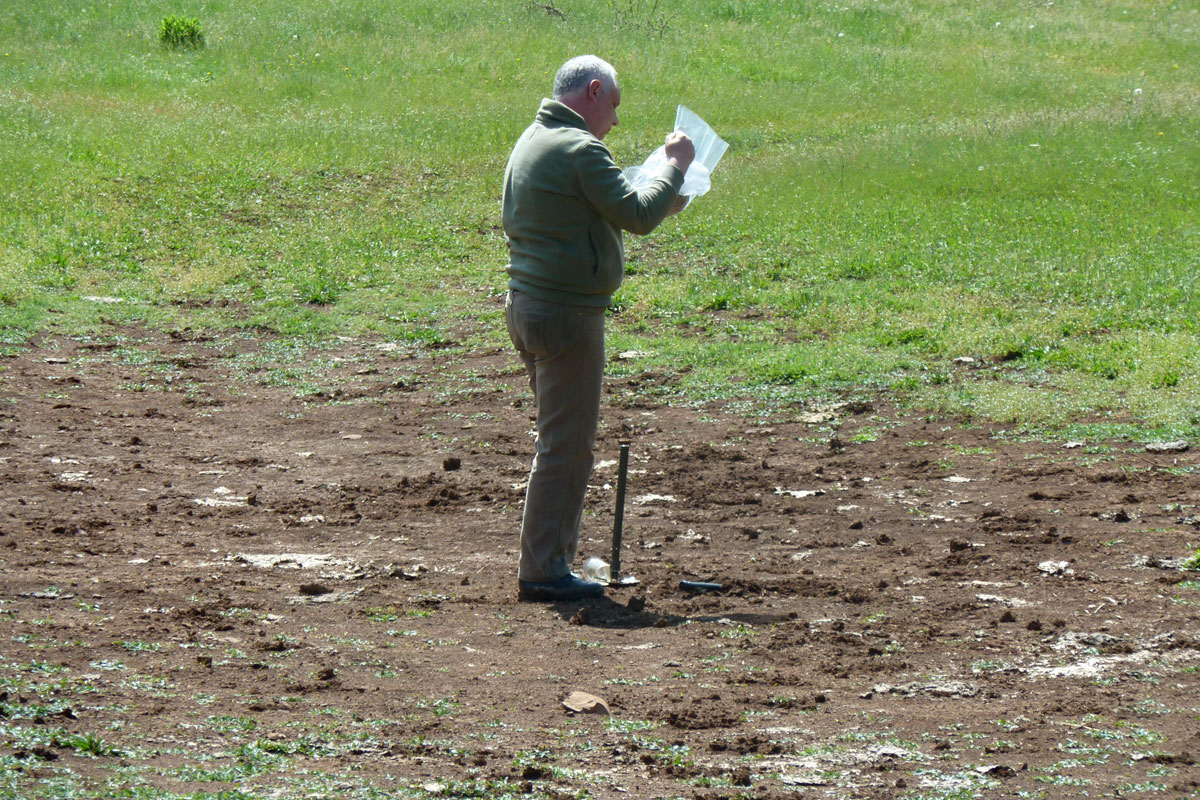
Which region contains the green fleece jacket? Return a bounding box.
[502,99,684,307]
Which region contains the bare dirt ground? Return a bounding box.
[1,328,1198,799]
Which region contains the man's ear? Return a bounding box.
[587,78,602,102]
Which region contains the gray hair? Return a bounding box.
[552,55,618,99]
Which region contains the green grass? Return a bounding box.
[1,0,1197,430]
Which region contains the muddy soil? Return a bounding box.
[1,329,1198,799]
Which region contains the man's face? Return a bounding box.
[588,82,620,141]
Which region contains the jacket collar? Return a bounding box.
[536,98,591,133]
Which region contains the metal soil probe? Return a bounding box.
[609,441,637,585]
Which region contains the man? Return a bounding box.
[502,55,695,602]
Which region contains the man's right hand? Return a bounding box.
[664,131,695,175]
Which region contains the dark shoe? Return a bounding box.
[518,574,606,602]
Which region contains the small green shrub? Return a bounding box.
[1182,549,1200,572]
[1150,369,1181,389]
[61,732,122,757]
[159,15,205,49]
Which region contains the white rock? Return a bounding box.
[775,487,825,498]
[976,593,1037,607]
[1146,440,1189,453]
[633,493,675,505]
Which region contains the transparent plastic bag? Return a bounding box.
[581,557,611,583]
[625,105,727,214]
[675,104,729,174]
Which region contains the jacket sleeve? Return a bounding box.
[575,140,684,236]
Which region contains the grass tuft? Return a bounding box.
[159,15,205,50]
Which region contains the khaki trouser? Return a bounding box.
[505,290,606,583]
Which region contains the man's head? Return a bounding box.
[552,55,620,140]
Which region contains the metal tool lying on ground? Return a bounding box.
[679,580,725,594]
